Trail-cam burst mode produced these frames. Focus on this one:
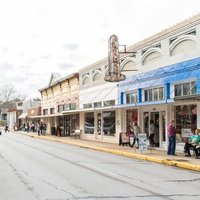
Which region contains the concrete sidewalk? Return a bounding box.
[15,131,200,172]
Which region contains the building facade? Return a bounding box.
[37,14,200,150]
[39,73,79,136]
[117,14,200,150]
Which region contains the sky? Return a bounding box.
[0,0,200,99]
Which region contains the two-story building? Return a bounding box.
[117,14,200,150]
[39,72,79,136]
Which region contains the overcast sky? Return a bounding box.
[0,0,200,99]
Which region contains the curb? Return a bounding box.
[20,132,200,172]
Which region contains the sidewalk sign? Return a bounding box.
[138,133,147,152]
[181,128,192,137]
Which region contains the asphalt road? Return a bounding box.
[0,132,200,200]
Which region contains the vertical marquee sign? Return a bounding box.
[104,35,126,82]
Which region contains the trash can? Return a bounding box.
[51,127,56,135]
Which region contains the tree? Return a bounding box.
[0,84,16,102]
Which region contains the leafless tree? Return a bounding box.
[0,84,16,102]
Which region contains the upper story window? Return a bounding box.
[58,105,64,113]
[144,87,164,102]
[93,70,102,82]
[83,103,92,109]
[103,100,115,107]
[43,109,48,115]
[82,74,90,86]
[126,91,137,104]
[50,108,55,114]
[175,81,196,97]
[94,101,102,108]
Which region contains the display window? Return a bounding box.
[175,104,197,134]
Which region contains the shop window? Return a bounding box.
[126,91,137,104]
[175,104,197,134]
[175,81,196,97]
[103,111,115,136]
[126,109,138,132]
[84,113,94,134]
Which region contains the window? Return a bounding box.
[103,100,115,106]
[70,103,76,110]
[58,105,64,112]
[63,103,76,111]
[82,76,90,85]
[103,111,115,136]
[175,104,197,134]
[93,72,102,81]
[175,81,196,97]
[50,108,55,114]
[64,104,70,111]
[43,109,48,115]
[144,87,165,102]
[126,91,137,104]
[94,101,102,108]
[126,109,138,132]
[84,113,94,134]
[83,103,92,108]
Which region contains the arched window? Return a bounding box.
[93,70,102,81]
[82,75,90,85]
[169,35,196,56]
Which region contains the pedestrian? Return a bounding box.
[149,119,156,146]
[5,124,9,132]
[40,122,44,135]
[37,122,41,136]
[131,122,140,148]
[184,128,200,157]
[167,120,176,156]
[127,124,134,147]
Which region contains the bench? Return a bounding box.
[71,129,82,139]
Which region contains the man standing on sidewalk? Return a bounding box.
[167,120,176,156]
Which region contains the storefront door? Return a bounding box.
[143,111,163,146]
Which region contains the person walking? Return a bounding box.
[5,124,9,132]
[37,122,41,136]
[149,119,156,146]
[167,120,176,156]
[132,122,140,148]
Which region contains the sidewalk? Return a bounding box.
[16,131,200,172]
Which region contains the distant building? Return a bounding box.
[18,99,41,128]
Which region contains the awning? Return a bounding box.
[18,113,28,119]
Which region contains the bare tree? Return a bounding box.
[0,84,16,102]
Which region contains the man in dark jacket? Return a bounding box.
[167,120,176,156]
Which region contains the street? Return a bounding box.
[0,132,200,200]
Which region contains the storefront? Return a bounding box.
[58,114,80,136]
[76,106,121,143]
[174,102,197,136]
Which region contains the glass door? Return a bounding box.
[150,112,159,146]
[96,112,102,139]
